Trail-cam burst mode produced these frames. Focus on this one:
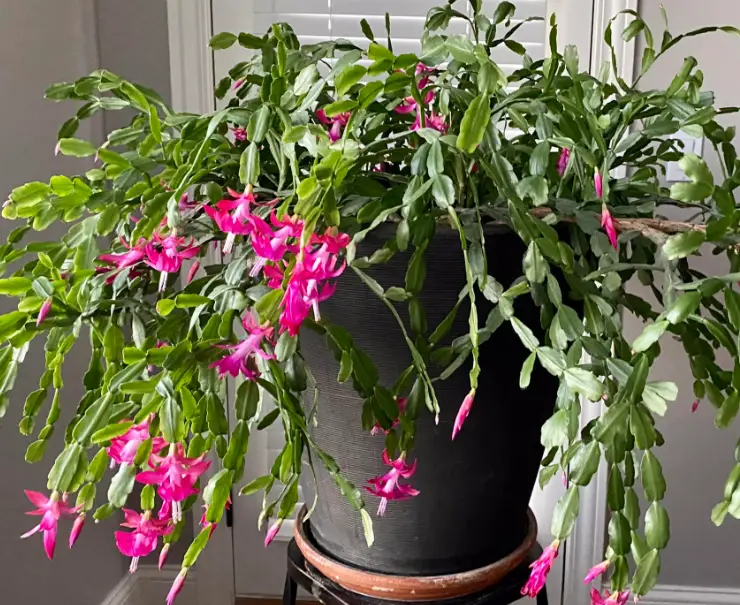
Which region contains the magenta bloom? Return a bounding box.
[211,311,276,378]
[364,450,420,516]
[166,568,189,605]
[145,233,199,292]
[601,204,618,250]
[590,589,630,605]
[37,298,52,326]
[21,490,80,560]
[108,419,166,466]
[136,445,211,522]
[204,188,277,254]
[69,513,85,549]
[521,540,559,597]
[692,399,700,413]
[232,126,248,142]
[584,560,610,584]
[452,389,475,440]
[264,519,283,547]
[594,169,604,199]
[115,508,173,573]
[411,111,447,133]
[279,270,337,336]
[316,108,351,142]
[275,228,349,336]
[371,397,408,436]
[264,263,286,289]
[248,213,303,278]
[557,148,570,177]
[97,237,147,283]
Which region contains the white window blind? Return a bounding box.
[253,0,547,70]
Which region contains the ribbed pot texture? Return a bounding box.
[299,224,558,576]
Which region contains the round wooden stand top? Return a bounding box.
[293,505,537,601]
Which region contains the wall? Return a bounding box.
[633,0,740,590]
[95,0,172,134]
[0,2,124,605]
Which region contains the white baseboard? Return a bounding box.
[100,565,198,605]
[640,584,740,605]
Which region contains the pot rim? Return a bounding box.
[293,505,538,601]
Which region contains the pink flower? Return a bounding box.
[264,519,283,547]
[521,540,560,597]
[557,148,570,176]
[69,513,85,549]
[692,399,700,413]
[364,450,420,516]
[411,111,447,133]
[452,389,475,440]
[601,204,618,250]
[371,397,407,435]
[264,263,286,289]
[232,126,248,141]
[108,419,166,466]
[279,272,337,336]
[145,233,200,292]
[416,62,437,88]
[186,261,201,285]
[233,78,245,90]
[426,113,448,133]
[136,444,211,522]
[316,108,351,142]
[115,509,173,573]
[166,568,189,605]
[248,213,303,278]
[595,169,604,199]
[275,229,349,335]
[21,490,80,560]
[37,298,52,326]
[97,237,147,283]
[204,188,277,254]
[584,560,610,584]
[590,588,630,605]
[395,90,436,115]
[211,311,276,378]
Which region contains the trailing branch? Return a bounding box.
[529,208,707,235]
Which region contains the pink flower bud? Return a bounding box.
[158,543,170,570]
[264,520,283,547]
[601,204,618,250]
[557,148,570,177]
[54,141,61,156]
[166,568,189,605]
[584,560,610,584]
[186,261,200,285]
[692,399,700,413]
[452,389,475,440]
[594,169,604,199]
[69,513,85,549]
[37,298,52,326]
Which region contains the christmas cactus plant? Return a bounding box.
[3,0,740,602]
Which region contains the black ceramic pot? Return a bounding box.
[299,224,558,576]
